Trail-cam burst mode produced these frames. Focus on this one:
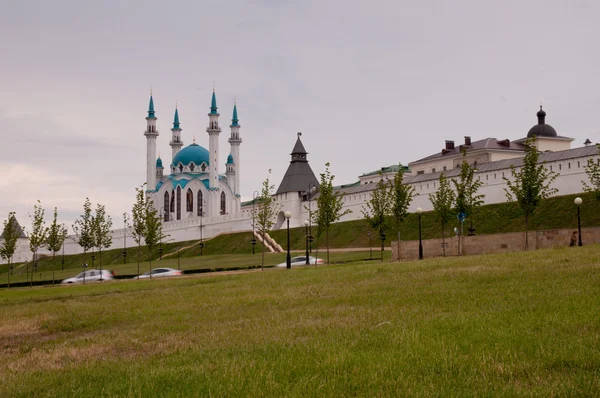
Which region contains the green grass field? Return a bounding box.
[1,246,599,396]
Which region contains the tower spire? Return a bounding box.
[170,104,183,163]
[148,93,155,118]
[210,89,218,115]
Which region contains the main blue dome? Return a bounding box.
[172,143,210,169]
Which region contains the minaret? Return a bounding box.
[144,93,159,190]
[156,156,164,179]
[169,105,183,162]
[228,101,242,196]
[225,154,235,192]
[207,89,221,194]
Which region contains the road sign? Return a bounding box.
[457,212,466,222]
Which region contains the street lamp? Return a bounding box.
[379,229,386,263]
[416,207,423,260]
[304,220,309,265]
[368,231,372,260]
[251,191,259,254]
[199,200,206,255]
[122,213,128,264]
[306,182,316,253]
[158,208,164,260]
[285,211,292,269]
[574,197,583,246]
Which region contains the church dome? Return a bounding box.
[172,143,210,169]
[527,106,557,138]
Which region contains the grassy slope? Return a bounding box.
[1,246,599,396]
[2,192,598,276]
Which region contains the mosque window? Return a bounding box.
[186,189,193,212]
[197,191,204,216]
[220,192,226,215]
[201,163,207,172]
[164,192,170,222]
[179,163,183,172]
[190,163,195,172]
[170,190,175,212]
[578,161,580,168]
[176,187,181,220]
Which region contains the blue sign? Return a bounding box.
[457,212,466,222]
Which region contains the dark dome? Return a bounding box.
[527,106,557,138]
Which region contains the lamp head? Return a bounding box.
[304,220,309,226]
[416,207,423,214]
[284,211,292,219]
[574,197,583,206]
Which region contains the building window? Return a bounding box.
[163,191,170,222]
[176,186,181,220]
[568,163,571,169]
[443,166,447,171]
[170,189,175,212]
[220,192,226,215]
[578,161,581,168]
[197,191,203,216]
[432,168,436,173]
[416,171,424,175]
[178,163,183,172]
[201,163,206,172]
[186,188,193,212]
[190,163,195,172]
[559,164,562,170]
[494,173,496,179]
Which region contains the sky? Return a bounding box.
[1,0,599,231]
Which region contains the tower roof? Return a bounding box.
[148,95,156,118]
[276,134,319,195]
[156,157,163,168]
[210,91,218,115]
[227,153,234,164]
[231,104,239,126]
[173,107,180,129]
[527,106,557,138]
[0,215,27,239]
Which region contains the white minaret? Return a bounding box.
[144,94,159,190]
[228,101,242,196]
[225,154,235,192]
[207,89,221,216]
[169,105,183,163]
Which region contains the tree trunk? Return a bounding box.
[315,244,319,267]
[137,243,141,279]
[99,249,103,282]
[149,257,152,280]
[396,222,401,262]
[442,223,446,257]
[326,228,330,265]
[261,230,265,271]
[525,213,529,250]
[7,259,10,288]
[52,252,55,286]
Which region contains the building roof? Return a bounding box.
[171,143,210,168]
[410,138,525,165]
[147,95,155,118]
[276,135,319,195]
[0,216,27,239]
[360,164,410,177]
[528,106,557,138]
[231,104,239,127]
[173,107,180,129]
[210,91,218,115]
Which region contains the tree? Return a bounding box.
[582,144,600,201]
[252,170,281,269]
[362,173,391,261]
[452,153,485,238]
[504,138,558,250]
[45,207,66,285]
[388,165,415,260]
[141,195,166,278]
[29,200,48,286]
[1,212,20,287]
[429,173,455,256]
[131,185,147,279]
[73,197,94,261]
[313,163,352,264]
[92,203,113,280]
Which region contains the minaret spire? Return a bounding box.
[144,93,159,190]
[170,103,183,164]
[229,98,242,201]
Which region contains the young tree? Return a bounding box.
[388,165,415,260]
[92,203,113,279]
[252,170,281,269]
[131,185,147,279]
[1,212,20,287]
[45,207,66,285]
[362,173,391,261]
[72,197,94,261]
[142,196,165,279]
[452,154,485,238]
[429,173,455,256]
[313,163,352,264]
[504,138,558,250]
[582,144,600,200]
[28,200,48,286]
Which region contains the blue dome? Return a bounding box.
[227,154,234,164]
[172,143,210,170]
[156,157,163,168]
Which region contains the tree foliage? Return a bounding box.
[389,165,415,231]
[29,200,48,273]
[45,207,65,254]
[362,174,390,234]
[92,203,113,274]
[252,170,281,268]
[131,186,147,246]
[429,173,455,256]
[313,163,352,264]
[504,138,558,249]
[582,144,600,200]
[452,154,485,228]
[0,212,20,268]
[72,197,94,255]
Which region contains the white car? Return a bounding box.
[62,269,115,284]
[133,268,183,279]
[276,256,323,268]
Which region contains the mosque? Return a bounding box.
[144,91,242,222]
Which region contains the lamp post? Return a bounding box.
[368,231,372,260]
[199,204,205,256]
[574,197,583,246]
[416,207,423,260]
[251,191,259,254]
[285,211,292,269]
[122,213,128,264]
[307,182,316,253]
[158,208,164,260]
[379,230,386,263]
[304,220,309,265]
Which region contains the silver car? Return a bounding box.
[133,268,183,279]
[276,256,323,268]
[62,269,115,284]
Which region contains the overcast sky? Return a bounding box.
[1,0,599,231]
